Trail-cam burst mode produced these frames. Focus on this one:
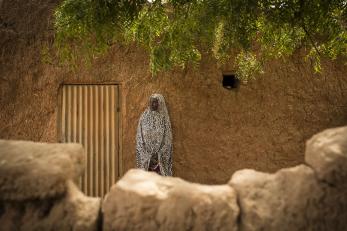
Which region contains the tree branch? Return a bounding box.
[301,23,321,56]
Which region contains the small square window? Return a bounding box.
[222,73,240,90]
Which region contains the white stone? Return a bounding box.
[305,126,347,185]
[230,164,347,231]
[0,181,101,231]
[0,140,85,200]
[103,169,239,231]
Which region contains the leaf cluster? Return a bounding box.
[54,0,347,80]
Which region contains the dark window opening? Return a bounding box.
[222,73,240,90]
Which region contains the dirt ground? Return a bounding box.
[1,0,347,184]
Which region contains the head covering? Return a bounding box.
[136,94,173,176]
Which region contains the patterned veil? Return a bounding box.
[136,94,173,176]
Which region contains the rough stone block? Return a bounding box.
[0,181,101,231]
[103,169,239,231]
[230,164,347,231]
[0,140,84,200]
[305,126,347,185]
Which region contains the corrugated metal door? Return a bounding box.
[58,84,120,197]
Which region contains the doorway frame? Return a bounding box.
[56,81,124,179]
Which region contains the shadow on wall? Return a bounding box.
[0,126,347,231]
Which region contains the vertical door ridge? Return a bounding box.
[58,84,120,198]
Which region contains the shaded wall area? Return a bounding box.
[1,0,347,184]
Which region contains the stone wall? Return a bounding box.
[1,0,347,184]
[0,140,101,231]
[1,126,346,231]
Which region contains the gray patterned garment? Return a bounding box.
[136,94,173,176]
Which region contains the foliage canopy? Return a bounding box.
[54,0,347,81]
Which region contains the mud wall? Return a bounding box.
[2,126,347,231]
[1,0,347,184]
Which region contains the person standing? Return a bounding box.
[135,94,173,176]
